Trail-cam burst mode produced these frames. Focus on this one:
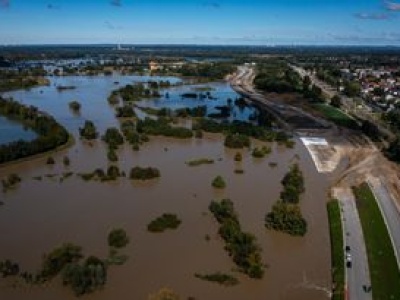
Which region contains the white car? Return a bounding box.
[346,253,352,268]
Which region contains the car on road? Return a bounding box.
[346,252,352,268]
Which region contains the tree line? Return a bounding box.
[0,97,69,164]
[265,164,307,236]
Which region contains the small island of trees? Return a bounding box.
[78,165,123,182]
[209,199,264,278]
[79,120,98,140]
[212,175,226,189]
[147,213,182,232]
[186,158,214,167]
[265,164,307,236]
[130,166,160,180]
[194,272,239,286]
[0,228,130,296]
[68,101,81,112]
[252,146,271,158]
[1,173,22,193]
[224,134,251,149]
[137,117,193,139]
[108,228,130,249]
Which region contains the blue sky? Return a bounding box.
[1,0,400,45]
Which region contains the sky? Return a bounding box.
[1,0,400,45]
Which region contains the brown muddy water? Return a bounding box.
[0,76,331,300]
[0,136,331,300]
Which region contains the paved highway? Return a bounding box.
[335,188,373,300]
[368,176,400,269]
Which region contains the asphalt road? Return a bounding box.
[367,176,400,269]
[335,188,373,300]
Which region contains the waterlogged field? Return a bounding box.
[0,74,331,300]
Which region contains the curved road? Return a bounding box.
[334,188,372,300]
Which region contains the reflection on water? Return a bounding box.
[0,75,331,300]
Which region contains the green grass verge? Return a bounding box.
[353,183,400,300]
[312,103,359,129]
[327,199,345,300]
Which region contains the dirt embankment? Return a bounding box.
[332,133,400,208]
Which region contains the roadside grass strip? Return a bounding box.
[353,183,400,300]
[312,103,358,129]
[327,199,345,300]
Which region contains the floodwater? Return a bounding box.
[0,116,37,145]
[0,75,331,300]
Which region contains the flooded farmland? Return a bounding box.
[0,74,331,300]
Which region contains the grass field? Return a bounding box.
[353,183,400,300]
[312,103,359,129]
[327,199,345,300]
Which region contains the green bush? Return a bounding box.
[195,272,239,286]
[147,214,182,232]
[40,243,83,279]
[137,117,193,139]
[280,164,305,204]
[102,127,124,148]
[68,101,81,112]
[130,166,160,180]
[265,201,307,236]
[79,120,98,140]
[234,152,242,162]
[224,134,251,149]
[186,158,214,167]
[116,105,136,118]
[209,199,264,278]
[252,146,271,158]
[108,228,129,249]
[107,149,118,162]
[212,175,226,189]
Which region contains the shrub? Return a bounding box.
[147,214,181,232]
[108,228,129,249]
[79,120,98,140]
[252,146,271,158]
[280,164,304,204]
[40,243,83,279]
[224,134,250,149]
[209,199,264,278]
[186,158,214,167]
[68,101,81,112]
[194,272,239,286]
[130,166,160,180]
[234,152,242,162]
[212,175,226,189]
[116,105,136,118]
[107,149,118,162]
[265,201,307,236]
[102,127,124,148]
